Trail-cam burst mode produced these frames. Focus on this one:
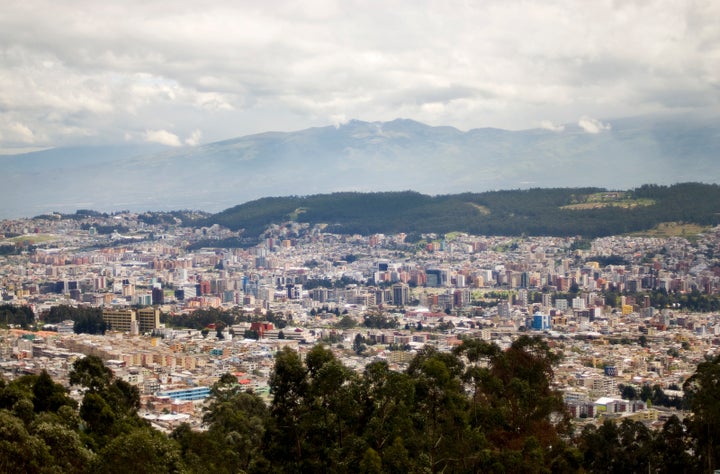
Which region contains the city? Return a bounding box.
[3,211,719,437]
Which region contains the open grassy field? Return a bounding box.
[2,234,58,245]
[630,222,708,238]
[561,192,655,210]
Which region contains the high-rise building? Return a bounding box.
[542,293,553,308]
[498,301,511,318]
[152,287,164,305]
[392,283,409,306]
[517,289,529,307]
[103,307,160,334]
[137,307,160,333]
[426,268,448,287]
[454,288,471,308]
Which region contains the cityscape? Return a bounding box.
[3,0,720,471]
[2,209,720,463]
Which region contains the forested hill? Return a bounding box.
[202,183,720,238]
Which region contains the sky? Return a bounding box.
[1,0,718,152]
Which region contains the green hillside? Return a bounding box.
[202,183,720,238]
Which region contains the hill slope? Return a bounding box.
[201,183,720,239]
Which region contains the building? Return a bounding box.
[103,307,160,334]
[531,311,551,330]
[137,307,161,333]
[498,301,511,318]
[156,386,210,401]
[426,269,448,287]
[392,283,409,306]
[152,286,164,305]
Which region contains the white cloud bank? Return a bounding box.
[578,116,612,134]
[144,129,182,147]
[185,129,202,146]
[0,0,718,150]
[539,120,565,132]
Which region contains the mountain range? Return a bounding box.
[1,114,718,219]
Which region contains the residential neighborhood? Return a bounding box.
[2,212,718,435]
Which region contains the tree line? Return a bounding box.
[197,183,720,239]
[5,336,720,472]
[42,305,106,334]
[0,304,35,328]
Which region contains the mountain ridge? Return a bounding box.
[0,115,718,219]
[194,183,720,242]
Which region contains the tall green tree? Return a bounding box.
[199,375,269,472]
[302,345,362,471]
[0,410,54,473]
[31,421,95,473]
[32,370,76,413]
[93,427,186,474]
[265,346,309,471]
[70,355,144,447]
[69,355,113,392]
[406,346,471,472]
[653,415,694,474]
[684,354,720,473]
[454,336,570,471]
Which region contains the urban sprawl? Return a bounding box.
[2,212,720,433]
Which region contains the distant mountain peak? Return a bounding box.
[0,115,718,219]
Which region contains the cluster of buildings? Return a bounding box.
[2,212,720,430]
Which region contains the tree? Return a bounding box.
[70,355,143,446]
[0,411,53,473]
[639,384,653,404]
[654,415,693,474]
[619,384,638,401]
[266,347,309,470]
[200,380,269,472]
[579,421,621,473]
[93,428,186,474]
[406,347,470,472]
[353,333,367,355]
[302,345,362,471]
[359,447,383,473]
[362,310,398,329]
[79,392,116,439]
[69,355,113,392]
[684,354,720,473]
[32,370,77,413]
[172,423,226,473]
[336,315,357,329]
[453,336,570,471]
[0,304,34,328]
[32,421,95,473]
[357,362,416,464]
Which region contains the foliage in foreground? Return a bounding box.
[2,338,720,472]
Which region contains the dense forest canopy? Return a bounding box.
[200,183,720,239]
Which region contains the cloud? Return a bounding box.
[7,122,36,143]
[578,116,611,134]
[0,0,718,148]
[144,129,182,147]
[330,114,348,128]
[185,129,202,146]
[539,120,565,132]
